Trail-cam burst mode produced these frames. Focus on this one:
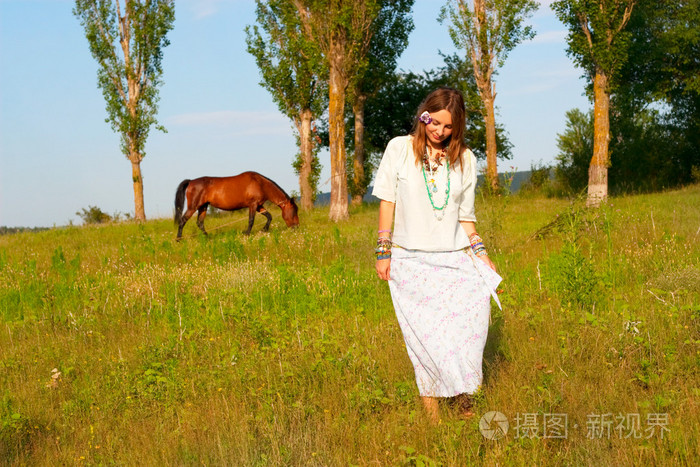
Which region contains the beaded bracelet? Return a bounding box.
[376,237,392,260]
[376,250,392,260]
[473,246,488,257]
[469,233,488,257]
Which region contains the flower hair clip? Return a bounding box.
[419,111,432,124]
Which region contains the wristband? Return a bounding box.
[375,237,392,260]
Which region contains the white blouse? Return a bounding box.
[372,135,477,252]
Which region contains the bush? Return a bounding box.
[536,199,604,309]
[545,242,601,309]
[520,161,554,196]
[76,206,112,224]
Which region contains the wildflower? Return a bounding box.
[46,368,61,388]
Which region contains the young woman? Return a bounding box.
[372,87,502,423]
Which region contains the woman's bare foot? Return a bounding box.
[421,396,440,424]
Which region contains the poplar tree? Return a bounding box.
[440,0,538,193]
[74,0,175,220]
[347,0,414,206]
[292,0,381,221]
[246,0,326,211]
[552,0,637,206]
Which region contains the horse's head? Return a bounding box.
[281,197,299,228]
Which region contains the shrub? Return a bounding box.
[520,161,554,196]
[76,206,112,224]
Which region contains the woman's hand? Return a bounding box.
[376,258,391,281]
[478,254,497,272]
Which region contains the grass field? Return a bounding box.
[1,185,699,465]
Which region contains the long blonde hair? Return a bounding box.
[410,87,468,170]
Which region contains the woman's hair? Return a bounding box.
[410,87,468,170]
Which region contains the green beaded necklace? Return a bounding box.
[421,147,450,218]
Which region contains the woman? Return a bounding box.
[373,87,502,423]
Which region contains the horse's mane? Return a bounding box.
[255,172,294,203]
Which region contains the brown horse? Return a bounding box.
[174,171,299,239]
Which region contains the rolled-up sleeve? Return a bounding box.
[371,137,401,203]
[458,150,477,222]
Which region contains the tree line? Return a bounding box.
[554,0,700,198]
[74,0,698,222]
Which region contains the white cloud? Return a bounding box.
[188,0,224,20]
[529,30,568,45]
[167,110,292,135]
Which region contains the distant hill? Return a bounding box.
[314,170,534,205]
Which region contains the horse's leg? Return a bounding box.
[257,206,272,232]
[245,206,256,235]
[196,204,209,236]
[177,207,197,240]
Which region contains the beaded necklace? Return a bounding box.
[421,145,450,221]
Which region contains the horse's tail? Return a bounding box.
[174,179,190,225]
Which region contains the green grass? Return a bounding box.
[1,186,699,465]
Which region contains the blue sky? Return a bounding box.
[0,0,589,228]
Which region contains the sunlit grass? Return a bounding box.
[1,186,698,465]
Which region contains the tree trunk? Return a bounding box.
[472,0,498,193]
[328,46,349,222]
[351,94,367,206]
[129,153,146,221]
[588,69,610,207]
[483,92,499,192]
[297,109,314,211]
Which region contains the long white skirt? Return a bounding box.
[388,247,502,397]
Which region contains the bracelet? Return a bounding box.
[469,232,488,256]
[375,250,392,260]
[469,233,482,245]
[378,229,392,234]
[472,246,487,256]
[375,237,392,260]
[376,239,392,249]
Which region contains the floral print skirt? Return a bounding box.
[388,247,502,397]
